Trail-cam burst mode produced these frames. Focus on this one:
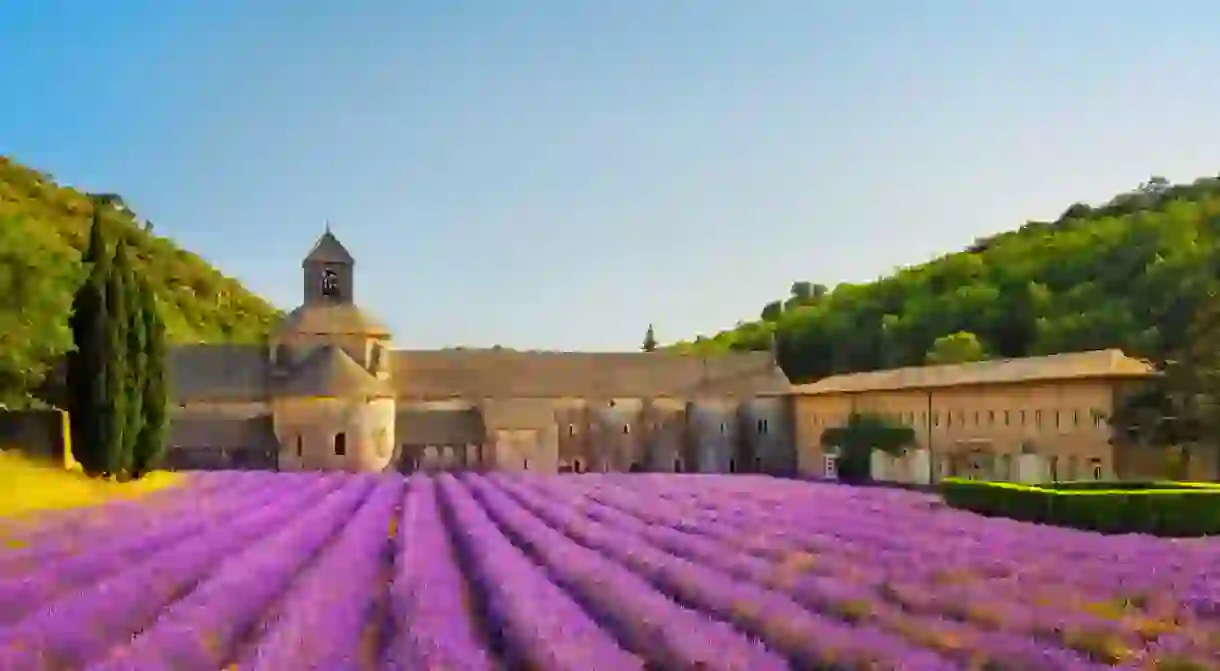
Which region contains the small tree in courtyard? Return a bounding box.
[820,412,916,483]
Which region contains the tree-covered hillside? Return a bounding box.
[673,175,1220,383]
[0,156,281,406]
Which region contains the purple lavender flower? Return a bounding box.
[383,475,497,671]
[436,474,645,671]
[464,474,789,671]
[231,475,403,671]
[0,474,352,670]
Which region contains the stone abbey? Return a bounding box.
[164,230,795,473]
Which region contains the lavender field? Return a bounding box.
[1,473,1218,670]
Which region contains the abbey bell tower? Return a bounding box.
[302,224,355,306]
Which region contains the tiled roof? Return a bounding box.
[481,398,559,429]
[395,408,485,444]
[169,346,790,403]
[275,304,391,337]
[275,345,394,398]
[787,349,1156,396]
[167,414,276,448]
[391,350,790,399]
[169,345,270,402]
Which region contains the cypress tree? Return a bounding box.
[100,240,129,477]
[642,324,658,352]
[117,242,145,475]
[66,202,111,475]
[133,280,168,477]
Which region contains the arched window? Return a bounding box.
[321,268,340,299]
[334,432,347,456]
[296,435,303,458]
[675,457,685,473]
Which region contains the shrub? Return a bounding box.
[941,478,1220,537]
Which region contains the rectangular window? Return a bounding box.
[1074,409,1080,426]
[1019,410,1026,425]
[1055,410,1061,429]
[1004,410,1010,426]
[333,432,346,456]
[988,410,995,424]
[946,412,952,427]
[1034,410,1042,427]
[973,411,980,425]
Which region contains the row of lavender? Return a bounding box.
[0,471,489,670]
[518,473,1220,668]
[4,470,1220,668]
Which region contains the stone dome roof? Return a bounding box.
[275,344,393,398]
[275,304,391,338]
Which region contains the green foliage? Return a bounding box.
[941,478,1220,536]
[101,240,129,476]
[925,331,987,365]
[133,279,168,478]
[0,215,80,408]
[820,412,916,482]
[672,175,1220,382]
[642,324,657,352]
[66,206,112,475]
[0,156,281,405]
[1111,279,1220,476]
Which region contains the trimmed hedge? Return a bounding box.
[941,478,1220,537]
[1042,480,1220,492]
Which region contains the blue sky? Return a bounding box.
[3,1,1219,350]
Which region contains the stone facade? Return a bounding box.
[786,349,1207,483]
[164,230,793,473]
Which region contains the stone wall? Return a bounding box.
[0,410,68,463]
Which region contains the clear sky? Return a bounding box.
[2,1,1218,351]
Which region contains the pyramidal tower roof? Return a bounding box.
[303,225,355,265]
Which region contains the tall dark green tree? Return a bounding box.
[66,202,112,475]
[116,241,146,475]
[100,240,129,476]
[642,324,658,352]
[133,280,168,477]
